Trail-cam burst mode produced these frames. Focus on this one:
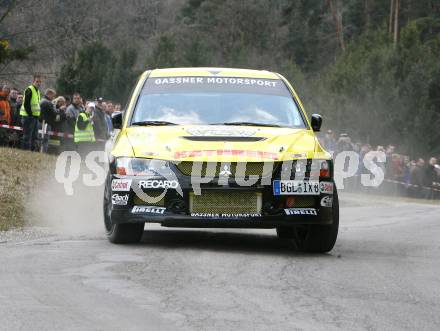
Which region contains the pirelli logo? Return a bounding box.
[284,208,317,216]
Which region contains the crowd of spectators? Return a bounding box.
[0,81,121,153]
[321,130,440,199]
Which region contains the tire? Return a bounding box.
[106,223,145,244]
[276,226,295,239]
[293,187,339,253]
[103,173,144,244]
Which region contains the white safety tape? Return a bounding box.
[0,124,106,142]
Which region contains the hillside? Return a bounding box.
[0,147,56,230]
[1,0,439,156]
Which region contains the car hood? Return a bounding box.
[112,125,330,161]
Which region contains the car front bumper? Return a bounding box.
[109,174,335,228]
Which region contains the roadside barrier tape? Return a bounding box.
[341,174,440,192]
[0,124,22,131]
[0,124,106,142]
[383,180,440,192]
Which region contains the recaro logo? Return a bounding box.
[138,180,179,189]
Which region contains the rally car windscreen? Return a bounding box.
[131,76,306,128]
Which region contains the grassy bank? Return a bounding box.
[0,147,56,231]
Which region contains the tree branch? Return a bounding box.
[0,0,17,25]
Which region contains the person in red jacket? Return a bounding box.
[0,85,12,125]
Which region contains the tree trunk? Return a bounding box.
[393,0,400,47]
[389,0,395,34]
[364,0,370,28]
[327,0,345,52]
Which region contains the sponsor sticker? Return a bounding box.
[153,77,278,87]
[191,213,262,218]
[320,196,333,208]
[174,150,279,160]
[284,208,318,216]
[131,206,166,214]
[112,194,129,206]
[138,180,179,189]
[320,182,334,194]
[273,180,320,195]
[112,179,132,192]
[186,127,257,137]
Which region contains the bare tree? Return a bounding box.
[393,0,400,47]
[389,0,400,46]
[327,0,345,52]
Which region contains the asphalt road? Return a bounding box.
[0,196,439,330]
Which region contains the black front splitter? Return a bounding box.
[111,209,333,228]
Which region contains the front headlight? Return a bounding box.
[318,160,331,178]
[310,159,331,178]
[115,157,173,176]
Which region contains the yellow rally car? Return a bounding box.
[105,67,338,252]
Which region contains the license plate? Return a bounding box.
[273,180,320,195]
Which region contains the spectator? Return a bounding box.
[40,89,56,118]
[385,145,396,179]
[5,89,21,147]
[114,103,122,113]
[64,92,83,151]
[336,133,353,153]
[13,93,23,126]
[0,85,12,125]
[46,96,67,153]
[0,85,11,146]
[402,156,411,184]
[410,158,425,198]
[65,95,71,108]
[93,97,110,147]
[423,157,438,199]
[390,154,404,181]
[323,129,336,152]
[20,74,42,151]
[74,102,96,156]
[52,96,67,131]
[39,88,57,153]
[104,101,114,135]
[358,144,372,175]
[435,164,440,179]
[107,102,114,114]
[8,88,18,118]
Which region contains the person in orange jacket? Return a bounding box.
[0,85,12,125]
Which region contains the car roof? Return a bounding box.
[148,67,280,79]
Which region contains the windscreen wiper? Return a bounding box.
[215,122,281,128]
[131,120,177,126]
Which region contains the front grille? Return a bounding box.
[190,191,262,214]
[292,196,315,207]
[176,162,275,177]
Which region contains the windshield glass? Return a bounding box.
[131,76,306,128]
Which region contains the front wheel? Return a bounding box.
[103,173,144,244]
[277,188,339,253]
[106,223,145,244]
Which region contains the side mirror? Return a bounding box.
[310,114,322,132]
[112,111,123,130]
